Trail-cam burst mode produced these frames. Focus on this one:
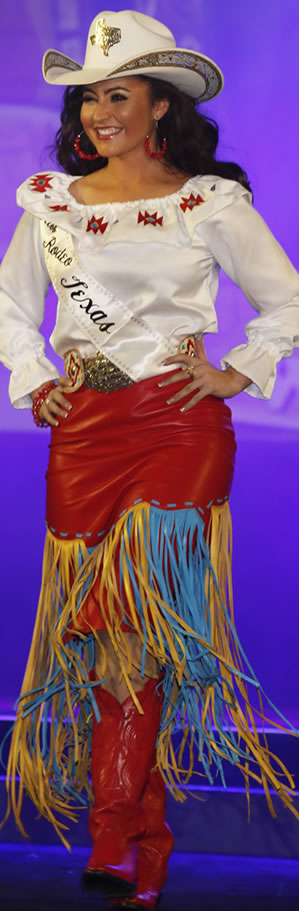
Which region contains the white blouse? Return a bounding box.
[0,170,298,408]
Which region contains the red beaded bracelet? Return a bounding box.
[32,382,56,428]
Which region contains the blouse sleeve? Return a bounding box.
[0,211,60,408]
[202,194,299,398]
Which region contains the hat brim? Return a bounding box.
[42,47,224,102]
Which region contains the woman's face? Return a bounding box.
[79,76,169,159]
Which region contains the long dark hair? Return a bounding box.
[53,75,251,192]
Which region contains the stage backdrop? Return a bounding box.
[0,1,298,724]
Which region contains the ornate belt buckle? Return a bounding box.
[178,335,197,357]
[64,348,85,390]
[178,334,206,359]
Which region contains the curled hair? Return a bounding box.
[53,76,251,191]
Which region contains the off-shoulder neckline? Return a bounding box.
[65,174,199,209]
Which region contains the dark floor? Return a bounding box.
[1,845,299,911]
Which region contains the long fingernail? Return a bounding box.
[166,398,174,404]
[180,406,186,412]
[67,404,72,410]
[157,382,164,388]
[64,413,69,418]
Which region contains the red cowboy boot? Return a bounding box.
[82,675,164,900]
[110,754,174,911]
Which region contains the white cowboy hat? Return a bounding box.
[42,9,224,102]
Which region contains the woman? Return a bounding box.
[1,9,299,911]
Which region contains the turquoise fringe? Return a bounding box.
[1,503,298,836]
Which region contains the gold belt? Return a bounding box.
[64,336,200,395]
[64,348,133,394]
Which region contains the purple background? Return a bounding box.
[0,2,298,724]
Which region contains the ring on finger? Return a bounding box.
[187,365,195,376]
[45,397,51,406]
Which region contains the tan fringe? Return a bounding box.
[158,505,298,819]
[2,501,299,849]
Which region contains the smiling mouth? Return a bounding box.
[95,127,123,139]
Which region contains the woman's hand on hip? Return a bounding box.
[158,345,251,412]
[31,376,75,427]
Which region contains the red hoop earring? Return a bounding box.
[144,135,168,160]
[73,132,101,160]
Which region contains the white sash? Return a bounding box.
[40,220,175,380]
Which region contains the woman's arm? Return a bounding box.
[0,211,60,408]
[202,195,299,399]
[159,193,299,409]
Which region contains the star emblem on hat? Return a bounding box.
[90,17,122,57]
[30,174,54,193]
[138,211,163,227]
[180,193,204,212]
[87,215,109,234]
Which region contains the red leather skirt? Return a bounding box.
[46,372,236,545]
[45,373,236,634]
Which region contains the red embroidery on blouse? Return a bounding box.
[30,174,54,193]
[49,204,68,211]
[87,215,109,234]
[138,210,163,227]
[180,193,204,213]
